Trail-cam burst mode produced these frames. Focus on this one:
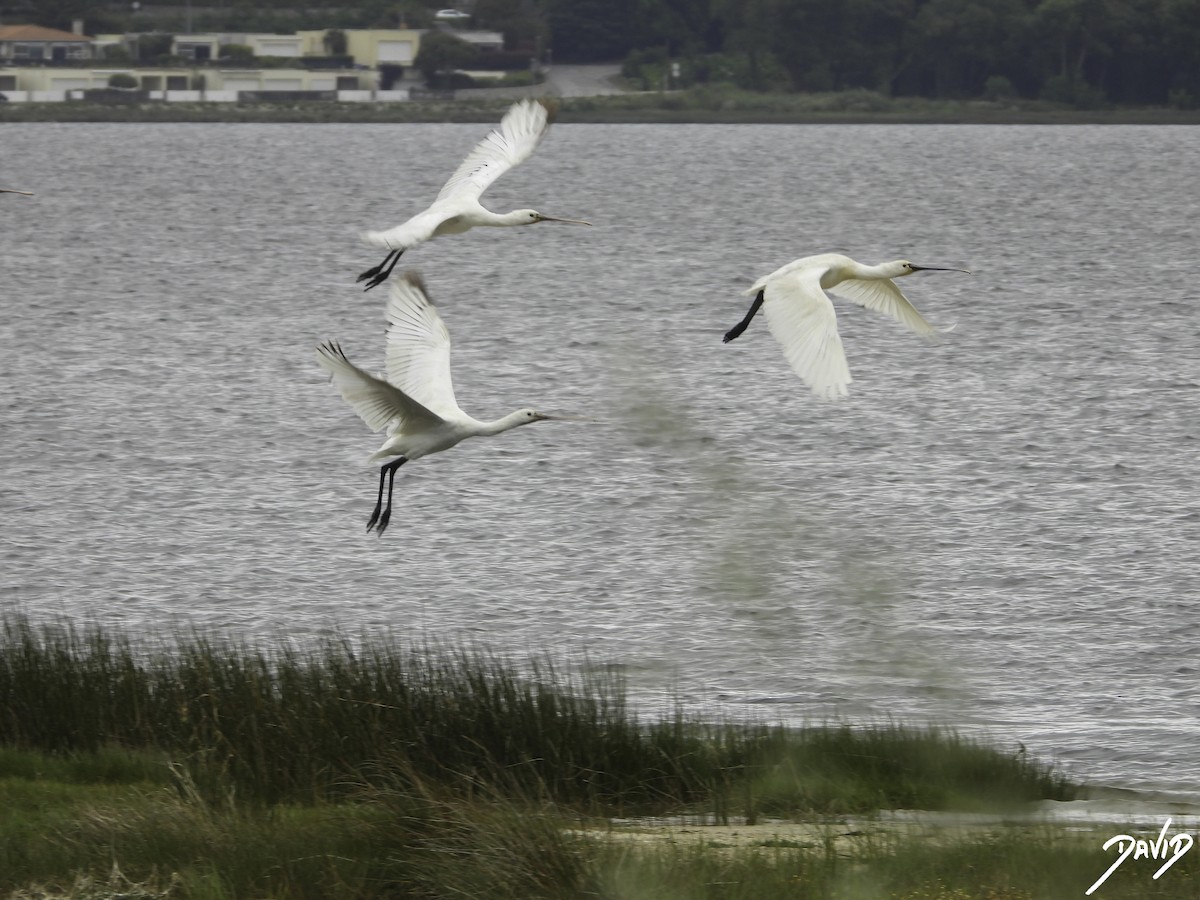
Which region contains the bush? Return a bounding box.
[107,73,138,89]
[695,50,791,92]
[474,50,538,71]
[495,70,541,87]
[428,71,477,90]
[219,43,256,64]
[1169,88,1198,109]
[414,30,479,85]
[622,46,668,81]
[135,32,173,62]
[983,74,1016,101]
[828,88,891,112]
[1040,74,1106,109]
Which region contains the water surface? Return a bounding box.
[1,121,1197,801]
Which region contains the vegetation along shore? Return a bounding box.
[1,615,1196,898]
[4,88,1200,125]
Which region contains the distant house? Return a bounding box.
[0,23,528,100]
[172,32,306,61]
[167,29,424,68]
[0,23,94,62]
[296,29,423,68]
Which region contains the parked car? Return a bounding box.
[435,9,471,21]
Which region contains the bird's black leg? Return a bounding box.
[722,290,765,343]
[367,457,408,535]
[365,465,389,532]
[357,248,404,292]
[356,248,396,285]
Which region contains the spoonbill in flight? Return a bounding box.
[317,271,562,534]
[356,98,590,291]
[723,253,969,400]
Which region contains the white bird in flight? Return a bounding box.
[356,98,590,291]
[723,253,969,400]
[317,271,562,535]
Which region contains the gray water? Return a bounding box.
[1,122,1197,803]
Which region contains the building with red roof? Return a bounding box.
[0,23,94,62]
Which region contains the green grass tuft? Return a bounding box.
[0,615,1097,898]
[0,616,1071,815]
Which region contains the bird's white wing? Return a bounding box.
[384,273,464,420]
[827,277,937,336]
[433,99,550,205]
[316,341,443,434]
[763,267,852,400]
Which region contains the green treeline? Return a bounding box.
[22,0,1200,106]
[549,0,1200,106]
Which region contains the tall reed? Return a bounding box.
[0,615,1072,814]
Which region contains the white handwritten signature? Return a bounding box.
[1086,817,1194,895]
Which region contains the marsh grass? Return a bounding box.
[745,724,1070,816]
[0,616,718,811]
[0,615,1101,897]
[6,774,1197,900]
[0,616,1069,815]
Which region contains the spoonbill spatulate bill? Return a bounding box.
[317,271,561,535]
[723,253,969,400]
[356,98,590,291]
[0,188,33,195]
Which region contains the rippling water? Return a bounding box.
[1,121,1197,801]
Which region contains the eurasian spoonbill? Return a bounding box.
[317,271,561,534]
[723,253,969,400]
[356,98,590,291]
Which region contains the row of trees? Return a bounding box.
[18,0,1200,106]
[548,0,1200,106]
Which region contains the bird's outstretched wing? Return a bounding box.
[827,277,937,336]
[384,272,464,420]
[316,340,443,434]
[433,99,551,205]
[763,267,852,400]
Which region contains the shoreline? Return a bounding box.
[3,95,1200,125]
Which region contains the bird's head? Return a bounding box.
[516,409,596,424]
[891,260,972,278]
[518,209,592,227]
[498,408,592,433]
[510,408,557,426]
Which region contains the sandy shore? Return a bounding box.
[580,797,1200,854]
